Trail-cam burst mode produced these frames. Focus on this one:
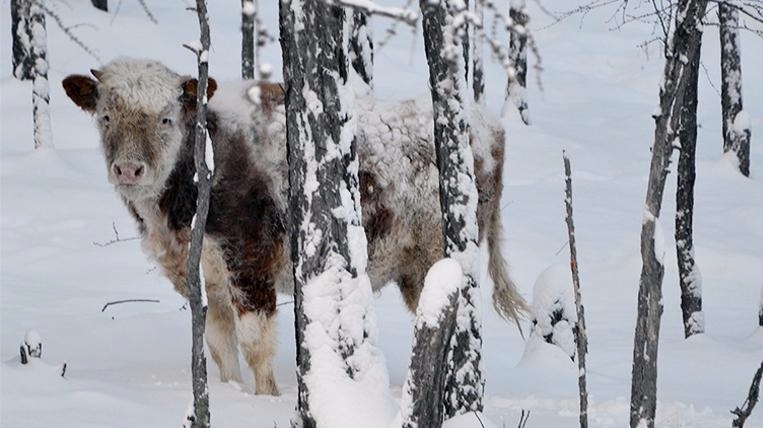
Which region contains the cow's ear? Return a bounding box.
[62,75,98,113]
[180,77,218,111]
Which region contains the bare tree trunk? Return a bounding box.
[91,0,107,12]
[719,3,751,177]
[400,261,461,428]
[349,9,374,87]
[183,1,212,427]
[563,152,588,428]
[507,0,529,125]
[281,1,386,426]
[676,41,704,339]
[472,0,484,104]
[421,0,483,418]
[241,0,255,79]
[630,1,707,427]
[30,1,52,150]
[11,0,33,80]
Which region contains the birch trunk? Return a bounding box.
[719,3,750,177]
[630,1,708,426]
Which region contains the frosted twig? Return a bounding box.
[33,0,100,61]
[327,0,418,26]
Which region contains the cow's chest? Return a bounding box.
[135,201,230,298]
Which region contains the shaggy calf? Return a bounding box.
[62,58,524,396]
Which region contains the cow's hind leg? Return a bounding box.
[234,308,279,395]
[205,289,243,384]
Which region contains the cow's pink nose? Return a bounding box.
[112,162,146,184]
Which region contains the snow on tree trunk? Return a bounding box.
[630,1,707,427]
[241,0,255,79]
[11,0,33,81]
[280,1,390,427]
[183,1,213,427]
[507,0,529,125]
[349,9,373,87]
[420,0,483,418]
[676,41,704,339]
[472,0,484,104]
[400,259,461,428]
[563,152,589,428]
[30,1,52,150]
[719,3,750,177]
[91,0,108,12]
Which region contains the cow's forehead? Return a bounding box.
[98,59,182,113]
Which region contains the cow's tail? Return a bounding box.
[487,195,528,334]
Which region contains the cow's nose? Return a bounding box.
[112,161,146,184]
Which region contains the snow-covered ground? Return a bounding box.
[2,1,762,427]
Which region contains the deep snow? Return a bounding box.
[1,1,762,427]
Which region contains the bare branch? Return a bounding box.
[33,0,100,61]
[93,222,139,247]
[731,361,763,427]
[101,299,160,312]
[327,0,418,26]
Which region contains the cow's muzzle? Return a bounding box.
[111,161,147,185]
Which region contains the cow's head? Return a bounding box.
[62,59,216,202]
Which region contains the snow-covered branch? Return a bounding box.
[328,0,418,25]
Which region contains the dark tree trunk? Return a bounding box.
[507,1,529,125]
[11,0,33,81]
[472,1,484,104]
[719,3,750,177]
[676,41,704,339]
[400,265,460,428]
[759,285,763,327]
[241,0,255,79]
[630,1,708,427]
[184,1,212,427]
[29,1,51,150]
[349,9,374,87]
[563,152,589,428]
[281,1,381,426]
[421,0,483,419]
[91,0,108,12]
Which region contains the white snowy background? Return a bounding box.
[1,1,762,427]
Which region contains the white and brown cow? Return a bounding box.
[62,58,525,396]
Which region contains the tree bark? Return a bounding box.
[719,3,750,177]
[11,0,33,81]
[281,1,384,426]
[630,1,707,427]
[30,1,52,150]
[349,9,374,87]
[563,152,588,428]
[472,0,484,104]
[241,0,255,79]
[676,41,704,339]
[731,362,763,427]
[420,0,483,418]
[400,261,461,428]
[184,1,212,427]
[507,0,529,125]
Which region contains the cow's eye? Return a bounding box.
[162,118,173,126]
[101,114,110,125]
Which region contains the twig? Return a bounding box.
[93,222,140,247]
[101,299,160,312]
[731,361,763,427]
[137,0,158,24]
[33,0,100,61]
[517,409,530,428]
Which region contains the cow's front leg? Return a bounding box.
[230,278,279,396]
[205,288,243,384]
